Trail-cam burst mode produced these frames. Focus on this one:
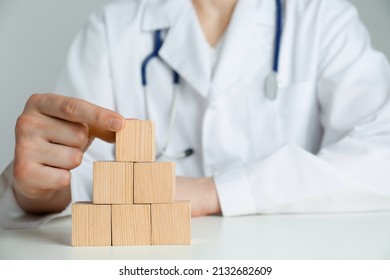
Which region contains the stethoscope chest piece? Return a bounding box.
[265,71,279,101]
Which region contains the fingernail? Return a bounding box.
[109,118,123,130]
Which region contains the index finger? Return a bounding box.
[29,93,125,132]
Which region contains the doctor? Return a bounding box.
[1,0,390,228]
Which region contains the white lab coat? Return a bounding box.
[1,0,390,228]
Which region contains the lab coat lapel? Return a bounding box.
[211,0,275,96]
[142,0,211,98]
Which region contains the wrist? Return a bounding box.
[13,184,71,215]
[202,177,221,215]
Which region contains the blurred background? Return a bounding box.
[0,0,390,171]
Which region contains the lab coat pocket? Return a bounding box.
[277,79,321,153]
[250,79,320,158]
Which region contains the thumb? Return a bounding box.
[88,125,117,143]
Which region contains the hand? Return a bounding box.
[175,176,221,217]
[13,93,125,214]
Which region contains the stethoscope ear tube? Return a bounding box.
[141,29,194,160]
[140,0,284,160]
[273,0,283,74]
[265,0,283,101]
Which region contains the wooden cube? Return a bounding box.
[71,202,111,246]
[116,120,156,162]
[112,204,151,246]
[134,162,175,204]
[151,201,191,245]
[93,161,133,204]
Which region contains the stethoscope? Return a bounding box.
[141,0,283,159]
[141,30,194,160]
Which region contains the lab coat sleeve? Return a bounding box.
[215,1,390,216]
[0,163,71,229]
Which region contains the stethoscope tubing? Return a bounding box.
[273,0,283,73]
[140,0,283,158]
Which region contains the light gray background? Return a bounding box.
[0,0,390,172]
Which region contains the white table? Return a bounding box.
[1,212,390,260]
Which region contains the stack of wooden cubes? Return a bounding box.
[71,120,191,246]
